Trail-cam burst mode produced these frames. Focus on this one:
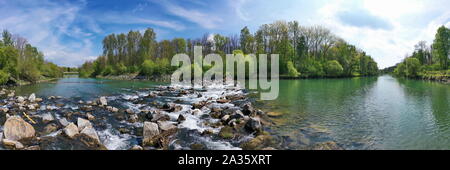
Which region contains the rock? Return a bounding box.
[177,114,186,123]
[151,113,170,122]
[2,139,24,149]
[0,107,8,113]
[16,96,25,103]
[99,96,107,106]
[35,98,43,102]
[3,116,35,141]
[63,123,79,138]
[157,121,177,131]
[43,123,58,134]
[24,145,40,150]
[111,107,119,112]
[77,118,93,131]
[128,114,138,123]
[41,113,54,123]
[190,143,206,150]
[142,122,160,146]
[80,126,101,145]
[313,141,343,150]
[48,96,56,100]
[58,118,70,127]
[192,101,206,109]
[126,108,134,114]
[130,145,143,150]
[245,117,262,133]
[87,113,95,121]
[216,99,230,104]
[191,109,202,115]
[78,100,84,104]
[240,135,274,150]
[218,126,234,139]
[266,111,283,117]
[7,92,15,97]
[28,93,36,103]
[221,115,230,122]
[242,103,254,115]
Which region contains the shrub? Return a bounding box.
[405,58,421,77]
[287,61,300,77]
[324,60,343,77]
[0,70,10,85]
[140,60,157,76]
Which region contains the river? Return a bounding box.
[4,75,450,149]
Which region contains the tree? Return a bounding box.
[405,57,421,77]
[287,61,300,77]
[432,26,449,69]
[324,60,343,77]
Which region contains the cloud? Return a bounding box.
[99,15,186,31]
[160,1,223,29]
[337,9,393,30]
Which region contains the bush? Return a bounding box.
[405,58,421,77]
[102,65,113,76]
[140,60,157,76]
[324,60,343,77]
[114,63,127,75]
[0,70,10,85]
[287,61,300,77]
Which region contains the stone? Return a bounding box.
[16,96,25,103]
[99,96,108,106]
[157,121,177,131]
[77,118,93,131]
[313,141,343,150]
[28,93,36,103]
[130,145,143,150]
[35,98,43,102]
[142,122,160,146]
[3,116,36,141]
[190,143,206,150]
[240,135,274,150]
[266,111,283,117]
[43,123,58,134]
[24,145,40,150]
[2,139,24,149]
[242,103,254,115]
[216,99,230,104]
[78,100,84,104]
[126,108,134,114]
[80,126,101,144]
[221,115,230,122]
[128,114,138,123]
[87,113,95,121]
[245,117,262,133]
[41,113,54,123]
[0,107,8,113]
[7,92,15,97]
[58,118,70,127]
[63,123,79,138]
[219,126,234,139]
[177,114,186,123]
[151,113,170,122]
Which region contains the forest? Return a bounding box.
[393,26,449,79]
[0,30,63,85]
[79,20,379,79]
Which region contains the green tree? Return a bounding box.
[324,60,343,77]
[432,26,449,69]
[287,61,300,77]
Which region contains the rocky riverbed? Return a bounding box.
[0,84,279,150]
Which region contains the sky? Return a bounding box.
[0,0,449,68]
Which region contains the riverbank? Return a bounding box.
[0,83,283,150]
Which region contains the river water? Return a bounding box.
[4,75,450,149]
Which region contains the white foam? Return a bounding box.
[98,128,133,150]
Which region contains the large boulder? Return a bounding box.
[63,123,79,138]
[80,126,101,145]
[142,122,160,146]
[99,96,108,106]
[77,118,93,131]
[3,116,35,141]
[16,96,25,103]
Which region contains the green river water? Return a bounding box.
[9,75,450,149]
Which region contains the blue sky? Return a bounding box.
[0,0,448,68]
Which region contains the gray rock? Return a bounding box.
[143,122,160,146]
[77,118,93,132]
[80,126,101,144]
[16,96,25,103]
[157,121,177,131]
[130,145,143,150]
[63,123,79,138]
[28,93,36,103]
[58,118,70,127]
[151,113,171,122]
[99,96,107,106]
[221,115,230,122]
[3,116,35,141]
[42,113,54,123]
[2,139,24,149]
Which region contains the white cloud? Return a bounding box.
[162,2,223,29]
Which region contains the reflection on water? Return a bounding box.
[253,75,450,149]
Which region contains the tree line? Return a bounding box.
[79,20,379,78]
[393,26,449,78]
[0,30,63,85]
